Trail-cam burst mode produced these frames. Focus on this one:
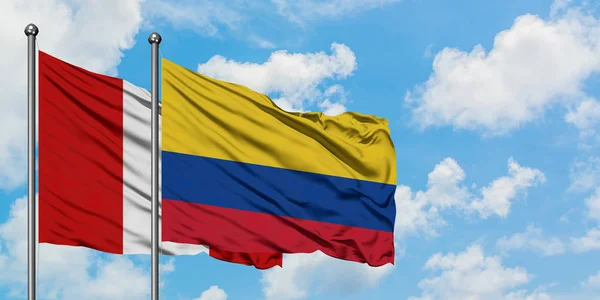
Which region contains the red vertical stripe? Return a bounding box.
[39,51,124,254]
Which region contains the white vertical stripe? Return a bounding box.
[122,80,207,255]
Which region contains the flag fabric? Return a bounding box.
[38,51,282,269]
[161,58,397,267]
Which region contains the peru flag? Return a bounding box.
[38,51,282,269]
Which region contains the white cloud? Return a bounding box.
[260,251,394,300]
[194,285,228,300]
[272,0,401,25]
[0,0,144,189]
[394,158,467,238]
[395,157,545,237]
[405,4,600,136]
[569,156,600,192]
[585,188,600,222]
[504,290,553,300]
[569,171,600,253]
[160,258,176,273]
[571,228,600,253]
[496,225,566,256]
[569,185,600,253]
[393,184,444,238]
[469,158,546,219]
[565,98,600,137]
[197,43,357,113]
[318,99,347,116]
[317,85,348,115]
[73,258,149,300]
[420,157,471,209]
[581,270,600,289]
[248,35,277,49]
[158,258,176,288]
[409,244,549,300]
[0,196,153,299]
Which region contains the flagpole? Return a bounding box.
[148,32,162,300]
[24,23,39,300]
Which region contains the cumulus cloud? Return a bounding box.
[468,158,546,219]
[393,158,467,237]
[503,290,553,300]
[565,98,600,138]
[197,43,356,114]
[585,188,600,222]
[568,156,600,193]
[0,0,144,189]
[395,157,545,238]
[0,196,156,299]
[570,190,600,253]
[409,243,549,300]
[405,3,600,136]
[496,225,566,257]
[569,171,600,253]
[571,228,600,253]
[581,270,600,290]
[194,285,228,300]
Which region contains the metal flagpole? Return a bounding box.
[24,23,39,300]
[148,32,162,300]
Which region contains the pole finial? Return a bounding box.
[24,24,39,37]
[148,32,162,44]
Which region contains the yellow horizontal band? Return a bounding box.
[161,58,396,185]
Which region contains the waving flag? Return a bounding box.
[38,51,282,269]
[161,58,397,267]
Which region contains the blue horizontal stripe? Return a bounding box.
[162,151,396,232]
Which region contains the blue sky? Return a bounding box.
[1,0,600,299]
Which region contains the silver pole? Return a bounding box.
[148,32,162,300]
[24,23,38,300]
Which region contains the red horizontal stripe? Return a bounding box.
[208,248,282,269]
[162,199,395,267]
[38,51,124,254]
